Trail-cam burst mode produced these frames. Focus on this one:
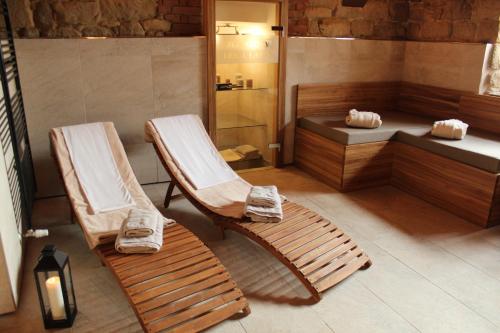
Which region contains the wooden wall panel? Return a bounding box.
[391,143,498,227]
[343,141,394,191]
[398,82,463,119]
[490,177,500,226]
[294,127,344,189]
[296,82,400,118]
[459,94,500,135]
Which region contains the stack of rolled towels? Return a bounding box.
[244,185,283,223]
[115,208,168,254]
[345,109,382,129]
[431,119,468,140]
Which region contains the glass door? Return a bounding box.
[214,1,280,171]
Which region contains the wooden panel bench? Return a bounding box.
[293,81,500,227]
[391,143,499,226]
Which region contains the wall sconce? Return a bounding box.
[34,245,77,329]
[342,0,368,7]
[216,23,239,35]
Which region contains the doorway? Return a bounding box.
[206,0,287,171]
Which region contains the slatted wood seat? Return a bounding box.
[96,223,249,333]
[50,123,249,332]
[146,119,371,302]
[214,201,371,299]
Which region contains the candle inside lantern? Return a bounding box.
[45,276,66,320]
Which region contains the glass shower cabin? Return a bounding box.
[215,1,280,171]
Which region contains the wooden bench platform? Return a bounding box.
[96,223,250,333]
[293,81,500,228]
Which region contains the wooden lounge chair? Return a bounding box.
[50,122,249,333]
[145,116,372,302]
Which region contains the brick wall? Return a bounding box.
[7,0,202,38]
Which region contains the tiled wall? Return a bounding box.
[282,37,406,164]
[16,36,492,187]
[16,37,206,197]
[403,41,489,93]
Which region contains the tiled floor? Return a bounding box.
[1,167,500,332]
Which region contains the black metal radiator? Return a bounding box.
[0,0,35,230]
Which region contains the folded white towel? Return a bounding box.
[247,186,280,208]
[115,214,167,254]
[245,190,283,223]
[431,119,469,139]
[245,205,283,223]
[345,109,382,129]
[123,208,160,237]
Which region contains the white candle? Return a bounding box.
[45,276,66,320]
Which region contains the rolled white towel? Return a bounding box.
[431,119,469,140]
[122,208,160,237]
[345,109,382,129]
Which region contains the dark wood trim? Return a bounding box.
[203,0,216,140]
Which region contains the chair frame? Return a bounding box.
[49,129,250,333]
[153,142,372,302]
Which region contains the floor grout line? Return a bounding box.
[428,237,500,284]
[356,277,423,333]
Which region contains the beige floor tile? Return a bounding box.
[239,299,333,333]
[375,232,500,326]
[31,196,72,228]
[312,279,419,333]
[5,167,500,333]
[356,242,498,333]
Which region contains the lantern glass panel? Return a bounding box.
[63,264,76,313]
[37,270,67,320]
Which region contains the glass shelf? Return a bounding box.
[217,114,267,130]
[216,87,269,92]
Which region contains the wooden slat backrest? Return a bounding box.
[398,82,463,119]
[296,81,400,118]
[459,94,500,135]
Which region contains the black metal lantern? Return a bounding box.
[33,245,77,328]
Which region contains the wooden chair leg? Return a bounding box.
[68,200,76,224]
[220,226,226,240]
[242,305,251,316]
[164,181,176,208]
[361,259,372,270]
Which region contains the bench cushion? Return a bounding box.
[298,112,432,145]
[397,129,500,173]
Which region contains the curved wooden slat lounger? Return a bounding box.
[50,123,249,333]
[145,119,371,302]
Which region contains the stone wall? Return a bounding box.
[407,0,500,43]
[7,0,202,38]
[7,1,500,42]
[289,0,408,39]
[289,0,500,42]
